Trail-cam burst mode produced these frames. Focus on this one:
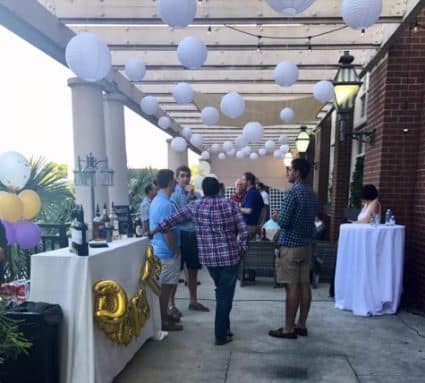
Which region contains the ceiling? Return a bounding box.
[30,0,421,151]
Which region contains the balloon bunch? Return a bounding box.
[0,151,42,250]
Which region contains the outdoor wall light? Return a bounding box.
[295,126,310,153]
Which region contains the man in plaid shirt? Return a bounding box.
[152,177,248,345]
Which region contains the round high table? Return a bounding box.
[335,223,405,316]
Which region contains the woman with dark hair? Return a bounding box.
[356,184,381,224]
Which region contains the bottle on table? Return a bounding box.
[92,204,103,240]
[389,215,396,225]
[127,214,134,238]
[385,209,392,225]
[110,202,120,240]
[70,205,89,256]
[102,203,112,242]
[134,218,143,237]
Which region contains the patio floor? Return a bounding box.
[115,270,425,383]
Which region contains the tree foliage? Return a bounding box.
[128,168,158,214]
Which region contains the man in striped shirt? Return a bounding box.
[151,177,248,345]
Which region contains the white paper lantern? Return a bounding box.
[158,116,171,130]
[342,0,382,30]
[201,106,220,126]
[220,92,246,119]
[242,146,252,155]
[274,149,284,159]
[313,80,335,103]
[198,161,211,176]
[200,151,210,161]
[280,107,295,123]
[278,134,289,145]
[172,82,193,104]
[65,32,112,82]
[236,150,245,159]
[280,144,290,153]
[250,153,259,161]
[190,133,203,148]
[193,175,204,190]
[210,143,221,153]
[266,0,316,17]
[171,137,187,152]
[223,141,234,152]
[157,0,196,28]
[226,148,236,157]
[177,36,208,69]
[0,151,31,190]
[243,121,264,144]
[274,61,299,87]
[234,135,249,149]
[182,127,192,140]
[140,96,158,115]
[218,153,226,160]
[264,140,276,152]
[258,148,267,157]
[125,58,146,82]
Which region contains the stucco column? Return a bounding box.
[167,138,188,172]
[103,93,129,206]
[68,78,109,223]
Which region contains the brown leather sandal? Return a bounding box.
[268,328,297,339]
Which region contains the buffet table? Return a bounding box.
[30,237,161,383]
[335,224,405,316]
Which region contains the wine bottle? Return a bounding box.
[102,203,112,242]
[92,204,103,240]
[71,205,89,256]
[110,202,120,240]
[127,214,134,238]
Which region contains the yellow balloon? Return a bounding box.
[0,192,23,223]
[18,189,41,220]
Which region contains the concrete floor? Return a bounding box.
[115,270,425,383]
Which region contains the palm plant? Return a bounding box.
[128,168,157,214]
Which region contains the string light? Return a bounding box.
[207,25,212,34]
[361,28,365,36]
[256,35,262,53]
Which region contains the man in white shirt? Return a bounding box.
[140,182,158,235]
[257,182,270,222]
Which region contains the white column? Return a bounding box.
[103,93,129,206]
[68,78,109,222]
[167,138,188,172]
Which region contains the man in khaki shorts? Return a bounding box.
[269,158,318,339]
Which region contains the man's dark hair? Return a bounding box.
[244,172,256,186]
[316,212,324,221]
[156,169,175,189]
[144,183,154,195]
[176,165,191,178]
[361,184,378,201]
[257,182,265,190]
[291,158,311,179]
[202,177,220,197]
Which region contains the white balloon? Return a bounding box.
[220,92,245,119]
[280,144,290,153]
[258,148,267,157]
[242,146,252,155]
[201,106,220,125]
[264,140,275,152]
[177,36,208,69]
[226,148,236,157]
[125,58,146,82]
[182,127,193,140]
[313,80,335,103]
[198,161,211,176]
[266,0,316,17]
[210,143,221,153]
[234,134,249,149]
[200,151,210,160]
[65,32,111,82]
[157,0,196,28]
[218,153,226,160]
[243,121,264,144]
[140,96,158,115]
[0,151,31,190]
[250,153,259,161]
[193,175,204,190]
[171,137,187,152]
[172,82,193,104]
[236,151,245,159]
[190,133,203,148]
[342,0,382,30]
[280,107,295,123]
[158,116,172,130]
[274,149,284,159]
[278,134,289,145]
[222,141,234,153]
[274,61,298,87]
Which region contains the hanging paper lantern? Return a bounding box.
[65,32,111,82]
[234,134,249,149]
[157,0,197,28]
[274,61,299,87]
[18,190,41,220]
[243,122,264,144]
[182,127,192,140]
[266,0,316,17]
[172,82,193,104]
[140,96,158,115]
[177,36,208,69]
[210,143,221,153]
[222,141,234,153]
[0,151,31,191]
[313,80,335,103]
[124,58,146,82]
[280,144,290,153]
[200,151,210,160]
[258,148,267,157]
[342,0,382,30]
[171,137,187,152]
[201,106,220,125]
[226,148,236,157]
[250,153,259,161]
[280,107,295,123]
[278,134,289,145]
[15,220,41,250]
[236,151,245,159]
[220,92,246,119]
[242,146,252,155]
[218,153,226,160]
[198,161,211,176]
[265,140,276,152]
[190,133,203,148]
[274,149,284,159]
[158,116,172,130]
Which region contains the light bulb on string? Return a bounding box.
[256,35,262,53]
[361,29,365,37]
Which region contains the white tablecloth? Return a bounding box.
[335,224,405,316]
[30,238,161,383]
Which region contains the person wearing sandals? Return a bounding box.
[149,169,183,332]
[151,177,248,345]
[269,158,318,339]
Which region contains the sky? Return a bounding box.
[0,26,198,177]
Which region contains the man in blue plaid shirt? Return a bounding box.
[269,158,318,339]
